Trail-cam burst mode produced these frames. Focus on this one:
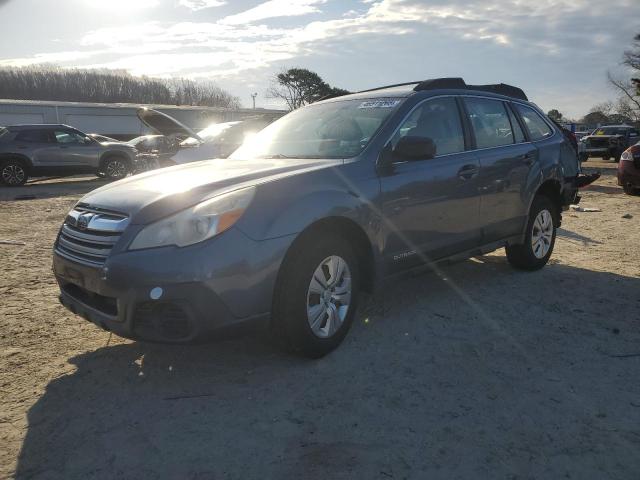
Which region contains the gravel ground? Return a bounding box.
[1,160,639,479]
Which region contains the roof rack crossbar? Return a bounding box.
[414,77,528,101]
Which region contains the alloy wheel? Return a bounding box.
[2,164,26,185]
[306,255,352,338]
[531,209,553,259]
[105,159,127,179]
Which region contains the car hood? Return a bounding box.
[78,157,341,225]
[137,108,202,142]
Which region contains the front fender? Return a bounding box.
[234,162,380,242]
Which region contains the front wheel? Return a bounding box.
[102,157,130,180]
[506,195,558,271]
[272,234,360,358]
[1,159,29,186]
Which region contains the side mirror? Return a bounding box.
[394,136,436,161]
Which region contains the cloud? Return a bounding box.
[178,0,226,10]
[1,0,638,114]
[220,0,327,25]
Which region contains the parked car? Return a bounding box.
[127,134,178,163]
[618,141,640,195]
[137,108,276,164]
[54,77,586,357]
[579,125,640,162]
[0,124,140,185]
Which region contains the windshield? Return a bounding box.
[230,98,403,160]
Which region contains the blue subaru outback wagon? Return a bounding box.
[53,78,583,357]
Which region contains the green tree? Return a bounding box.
[581,111,609,127]
[267,68,350,110]
[547,109,564,122]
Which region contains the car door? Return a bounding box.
[463,97,537,242]
[379,96,482,272]
[13,129,56,167]
[49,129,101,167]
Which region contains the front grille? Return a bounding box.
[588,138,610,148]
[55,204,129,267]
[61,282,118,316]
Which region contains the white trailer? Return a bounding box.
[0,99,285,140]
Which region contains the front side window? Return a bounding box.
[54,130,89,145]
[230,98,403,160]
[465,98,514,149]
[514,104,553,141]
[391,97,465,156]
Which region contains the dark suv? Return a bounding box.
[53,78,583,357]
[0,124,139,186]
[579,125,640,162]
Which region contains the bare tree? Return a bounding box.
[0,66,240,108]
[607,72,640,122]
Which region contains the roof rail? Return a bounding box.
[356,77,529,101]
[414,77,528,101]
[357,81,423,94]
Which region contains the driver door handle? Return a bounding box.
[458,164,479,180]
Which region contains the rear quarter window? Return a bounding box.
[514,104,553,141]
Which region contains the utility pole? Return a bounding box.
[251,92,258,109]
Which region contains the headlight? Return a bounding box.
[621,150,632,161]
[129,187,255,250]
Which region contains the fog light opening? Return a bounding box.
[150,287,163,300]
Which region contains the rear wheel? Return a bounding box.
[506,195,558,271]
[272,234,360,358]
[623,184,640,196]
[102,157,130,180]
[0,159,29,186]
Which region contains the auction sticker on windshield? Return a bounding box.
[359,100,402,109]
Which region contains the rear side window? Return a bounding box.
[392,97,465,156]
[464,98,514,149]
[15,129,50,143]
[514,104,553,141]
[507,105,526,143]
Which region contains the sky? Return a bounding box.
[0,0,638,118]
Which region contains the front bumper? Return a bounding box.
[53,227,294,343]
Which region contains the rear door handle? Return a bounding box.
[458,164,479,180]
[521,152,535,165]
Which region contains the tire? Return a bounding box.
[0,158,29,186]
[506,195,558,271]
[102,156,130,180]
[623,184,640,196]
[603,156,610,161]
[272,233,360,358]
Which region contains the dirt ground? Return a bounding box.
[1,159,639,479]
